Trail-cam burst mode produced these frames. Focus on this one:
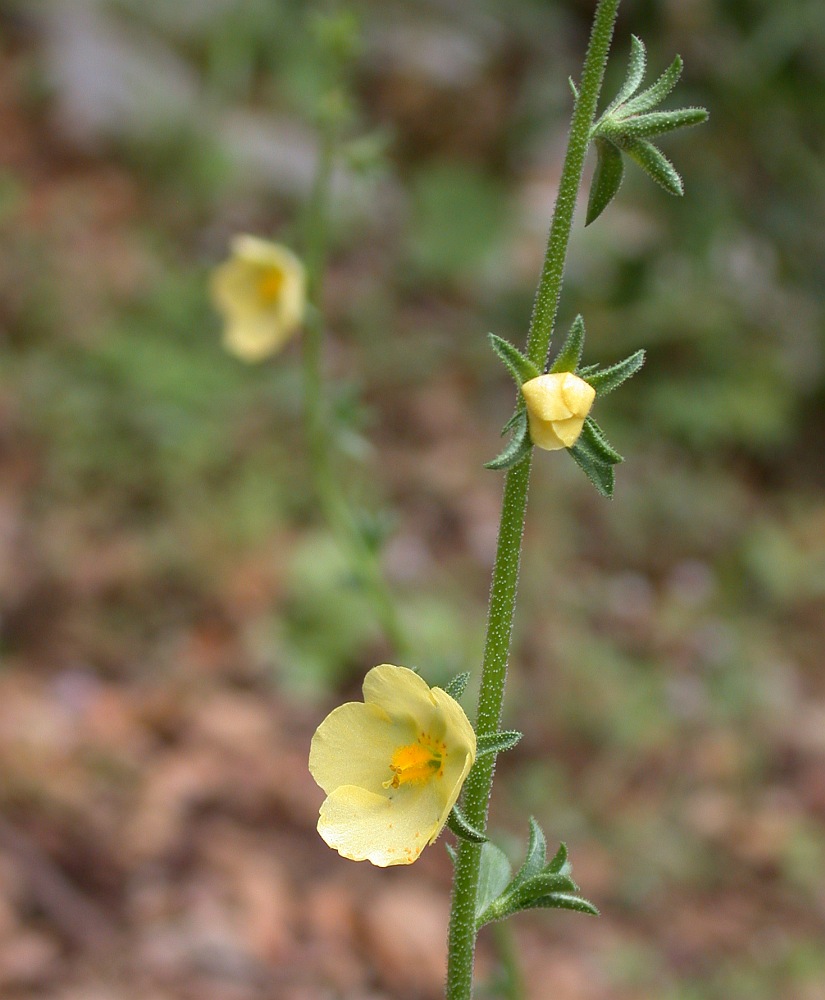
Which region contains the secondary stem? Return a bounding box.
[302,122,409,659]
[444,2,621,997]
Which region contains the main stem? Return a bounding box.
[302,124,409,658]
[445,3,620,997]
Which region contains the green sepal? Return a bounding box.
[621,54,683,116]
[550,314,587,373]
[476,730,523,757]
[442,671,470,702]
[501,402,526,435]
[578,417,623,465]
[586,349,645,396]
[585,138,625,226]
[601,106,708,141]
[485,410,532,471]
[621,138,683,195]
[489,333,540,387]
[447,804,488,844]
[603,34,646,116]
[568,440,615,498]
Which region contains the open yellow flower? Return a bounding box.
[309,664,476,867]
[521,372,596,450]
[210,235,306,362]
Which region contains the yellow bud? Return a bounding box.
[521,372,595,450]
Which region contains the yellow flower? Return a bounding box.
[309,664,476,867]
[210,235,306,362]
[521,372,596,450]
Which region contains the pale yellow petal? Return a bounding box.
[522,374,574,421]
[222,313,295,362]
[318,781,444,866]
[551,415,586,448]
[309,701,412,796]
[526,412,567,450]
[560,373,596,418]
[362,664,439,727]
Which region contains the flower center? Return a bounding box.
[257,267,285,304]
[385,733,445,789]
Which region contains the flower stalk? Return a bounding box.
[445,1,622,996]
[301,108,409,659]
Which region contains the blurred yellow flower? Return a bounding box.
[210,235,306,362]
[309,664,476,867]
[521,372,596,450]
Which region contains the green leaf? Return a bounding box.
[501,403,526,435]
[621,138,683,195]
[603,107,708,141]
[476,730,523,756]
[489,333,540,387]
[603,34,647,115]
[550,315,587,374]
[446,842,458,864]
[586,349,645,395]
[447,805,488,844]
[528,893,600,917]
[511,872,579,906]
[485,413,532,471]
[546,841,570,876]
[475,842,513,922]
[621,54,683,116]
[585,138,625,226]
[509,817,547,890]
[443,671,470,702]
[568,442,615,498]
[578,417,623,465]
[568,77,579,101]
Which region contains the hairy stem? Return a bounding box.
[445,2,621,996]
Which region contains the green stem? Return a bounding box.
[445,3,621,997]
[302,122,409,659]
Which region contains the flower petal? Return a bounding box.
[551,415,587,448]
[318,781,445,866]
[522,374,574,421]
[560,373,596,418]
[362,664,439,727]
[309,701,412,796]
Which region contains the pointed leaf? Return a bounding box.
[551,314,587,372]
[476,730,523,756]
[485,418,532,471]
[509,817,547,890]
[501,403,526,436]
[568,77,579,101]
[475,842,513,922]
[546,841,570,876]
[528,893,600,917]
[447,805,488,844]
[587,349,645,396]
[621,54,683,116]
[578,418,623,465]
[622,139,683,195]
[511,872,579,905]
[604,107,708,141]
[604,34,647,115]
[568,443,615,498]
[489,333,540,387]
[443,671,470,702]
[586,138,625,226]
[446,842,458,864]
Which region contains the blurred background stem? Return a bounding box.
[445,1,621,996]
[301,111,409,660]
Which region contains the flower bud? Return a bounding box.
[521,372,596,450]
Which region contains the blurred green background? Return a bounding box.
[0,1,824,998]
